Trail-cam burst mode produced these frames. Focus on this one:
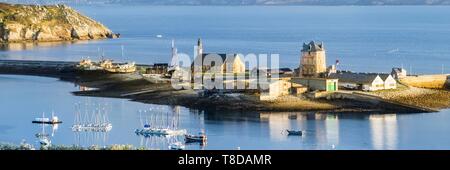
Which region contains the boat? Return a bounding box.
[156,34,163,38]
[32,112,62,124]
[135,127,186,136]
[35,121,51,147]
[286,130,303,136]
[72,103,112,132]
[185,132,207,143]
[169,142,185,150]
[135,110,187,137]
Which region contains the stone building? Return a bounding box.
[299,41,327,78]
[192,39,245,74]
[259,78,292,101]
[391,67,407,80]
[291,77,338,92]
[328,72,386,91]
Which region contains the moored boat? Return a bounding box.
[32,112,62,124]
[286,130,303,136]
[185,132,207,143]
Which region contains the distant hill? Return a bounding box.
[0,3,117,43]
[1,0,450,6]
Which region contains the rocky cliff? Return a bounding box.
[0,3,118,43]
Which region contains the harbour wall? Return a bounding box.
[326,91,437,113]
[399,74,450,89]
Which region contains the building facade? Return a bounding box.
[299,41,327,78]
[391,67,407,79]
[329,72,389,91]
[193,39,245,74]
[291,77,338,92]
[380,74,397,90]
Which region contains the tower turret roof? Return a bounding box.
[302,41,325,52]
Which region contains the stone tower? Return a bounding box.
[299,41,326,77]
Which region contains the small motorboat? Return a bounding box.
[32,112,62,124]
[169,142,185,150]
[286,130,303,136]
[185,132,207,143]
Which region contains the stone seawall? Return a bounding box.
[399,74,449,89]
[327,91,438,113]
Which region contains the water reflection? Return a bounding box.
[0,74,433,150]
[71,100,112,147]
[34,123,58,148]
[0,40,92,52]
[369,114,398,150]
[205,111,397,150]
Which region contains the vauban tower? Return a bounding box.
[299,41,327,78]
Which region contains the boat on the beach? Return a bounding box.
[32,112,62,124]
[286,130,303,136]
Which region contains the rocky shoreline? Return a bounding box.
[71,75,446,113]
[0,3,118,43]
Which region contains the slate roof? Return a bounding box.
[301,41,325,52]
[328,72,380,84]
[379,74,392,81]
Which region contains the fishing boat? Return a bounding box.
[185,132,207,143]
[32,112,62,124]
[286,130,303,136]
[169,142,185,150]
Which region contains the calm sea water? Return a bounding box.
[0,75,450,150]
[0,6,449,150]
[0,5,449,74]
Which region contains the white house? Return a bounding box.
[391,67,407,79]
[380,74,397,90]
[328,72,386,91]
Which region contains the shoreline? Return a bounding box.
[0,60,448,114]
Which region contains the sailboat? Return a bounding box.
[35,122,51,147]
[135,109,186,137]
[72,103,112,132]
[185,110,207,144]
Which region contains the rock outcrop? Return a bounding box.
[0,3,118,43]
